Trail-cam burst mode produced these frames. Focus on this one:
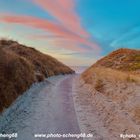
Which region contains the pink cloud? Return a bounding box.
[0,14,100,52]
[32,0,89,38]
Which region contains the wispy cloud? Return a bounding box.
[0,14,99,52]
[31,0,101,53]
[0,0,101,67]
[32,0,89,37]
[111,24,140,47]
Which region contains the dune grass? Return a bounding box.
[82,67,140,86]
[0,39,74,112]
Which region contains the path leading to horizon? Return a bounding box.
[0,75,83,140]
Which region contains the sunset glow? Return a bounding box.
[0,0,140,66]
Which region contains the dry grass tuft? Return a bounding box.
[0,50,35,112]
[82,67,140,85]
[94,79,104,92]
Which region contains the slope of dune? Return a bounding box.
[91,48,140,73]
[75,48,140,139]
[0,39,74,112]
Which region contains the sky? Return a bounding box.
[0,0,140,66]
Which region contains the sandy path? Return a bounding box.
[72,75,111,140]
[0,75,82,140]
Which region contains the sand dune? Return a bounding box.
[0,39,74,112]
[74,48,140,140]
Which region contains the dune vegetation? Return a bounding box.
[0,39,74,112]
[78,48,140,139]
[92,48,140,73]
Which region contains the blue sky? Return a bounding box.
[77,0,140,52]
[0,0,140,66]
